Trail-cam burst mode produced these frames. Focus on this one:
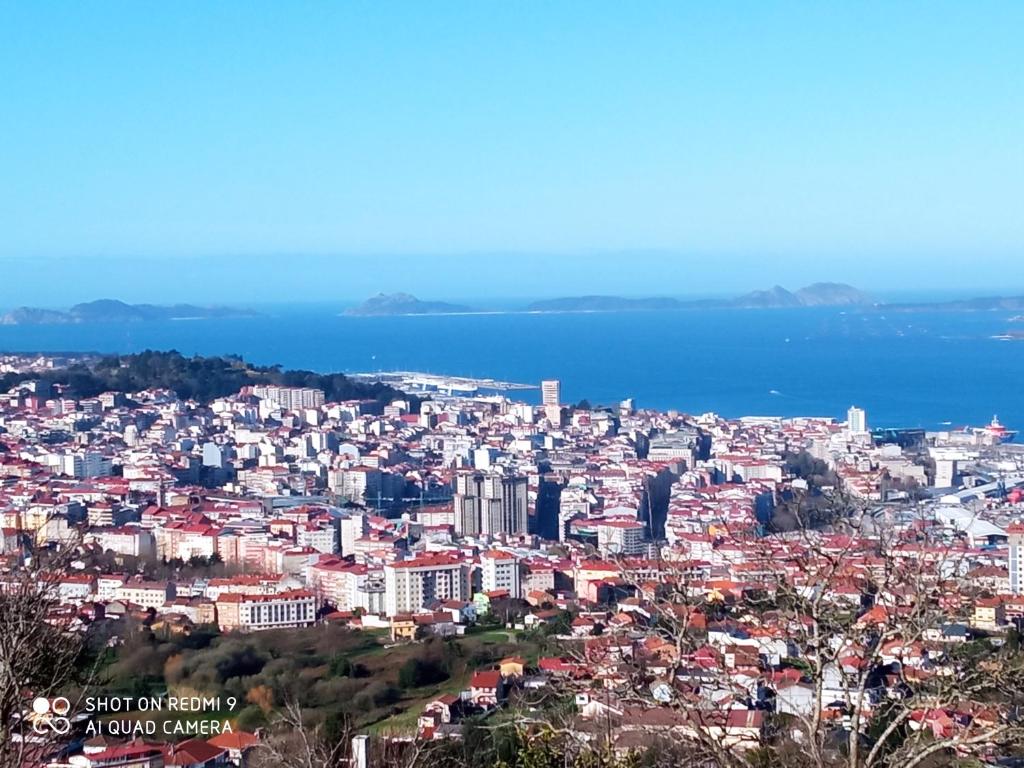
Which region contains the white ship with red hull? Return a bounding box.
[972,415,1016,444]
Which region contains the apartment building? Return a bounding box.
[384,555,468,616]
[216,589,317,631]
[251,385,325,412]
[116,580,176,609]
[596,520,647,556]
[480,550,522,598]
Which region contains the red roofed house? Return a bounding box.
[165,738,228,768]
[469,670,505,707]
[69,742,165,768]
[206,731,258,766]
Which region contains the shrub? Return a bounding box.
[397,656,449,689]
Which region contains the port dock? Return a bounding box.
[349,371,537,396]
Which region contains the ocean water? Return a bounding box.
[1,306,1021,430]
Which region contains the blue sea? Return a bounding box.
[1,305,1021,431]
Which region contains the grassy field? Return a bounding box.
[362,628,543,734]
[366,667,474,735]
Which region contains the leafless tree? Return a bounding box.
[0,536,89,768]
[249,694,434,768]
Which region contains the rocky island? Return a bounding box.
[0,299,259,325]
[337,285,1024,318]
[343,293,473,316]
[527,282,872,312]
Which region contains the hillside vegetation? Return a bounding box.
[0,350,409,405]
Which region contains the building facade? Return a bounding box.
[216,589,317,631]
[480,550,522,598]
[384,555,468,616]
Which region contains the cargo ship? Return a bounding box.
[972,415,1016,444]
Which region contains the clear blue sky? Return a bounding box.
[1,2,1022,305]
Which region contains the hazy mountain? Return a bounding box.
[1,299,258,325]
[794,282,873,306]
[344,293,473,316]
[528,283,872,312]
[730,285,803,308]
[0,307,73,325]
[731,282,871,308]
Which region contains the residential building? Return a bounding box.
[251,385,325,411]
[480,550,522,599]
[216,589,317,631]
[384,555,468,616]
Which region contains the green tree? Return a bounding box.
[397,656,449,689]
[329,655,353,677]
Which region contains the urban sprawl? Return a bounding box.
[3,352,1024,768]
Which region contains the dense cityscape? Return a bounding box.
[5,2,1022,766]
[2,351,1024,767]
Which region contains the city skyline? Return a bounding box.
[4,4,1024,765]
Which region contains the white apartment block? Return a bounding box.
[58,451,114,479]
[154,526,218,561]
[59,575,96,605]
[97,575,126,601]
[116,581,175,609]
[329,467,383,503]
[340,513,369,556]
[480,550,522,598]
[847,406,867,435]
[541,379,561,407]
[596,520,647,556]
[251,385,325,412]
[217,589,317,632]
[1010,524,1024,595]
[92,527,156,558]
[384,556,468,616]
[297,523,338,554]
[307,561,386,614]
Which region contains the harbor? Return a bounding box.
[348,371,537,396]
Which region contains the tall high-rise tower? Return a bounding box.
[452,471,529,536]
[541,379,561,407]
[847,406,867,434]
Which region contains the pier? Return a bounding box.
[348,371,537,396]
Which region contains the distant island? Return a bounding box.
[732,282,871,308]
[344,284,1024,317]
[527,282,871,312]
[344,284,872,317]
[0,299,259,325]
[343,292,473,316]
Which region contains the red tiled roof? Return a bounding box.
[471,670,502,689]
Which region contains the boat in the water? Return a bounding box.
[971,415,1017,444]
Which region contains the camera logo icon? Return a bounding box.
[31,697,72,735]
